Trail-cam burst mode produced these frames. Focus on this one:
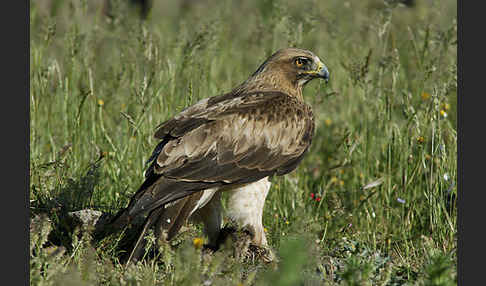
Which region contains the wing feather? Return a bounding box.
[126,91,314,218]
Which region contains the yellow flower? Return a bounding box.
[193,237,204,249]
[417,136,425,144]
[285,221,289,225]
[264,227,268,233]
[97,99,104,106]
[442,103,450,110]
[421,92,431,100]
[324,119,332,126]
[339,180,344,186]
[440,109,447,118]
[330,176,338,184]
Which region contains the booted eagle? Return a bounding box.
[104,48,329,262]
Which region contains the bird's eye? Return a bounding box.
[294,57,308,68]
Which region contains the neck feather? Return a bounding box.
[233,72,304,100]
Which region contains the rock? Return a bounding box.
[68,209,104,230]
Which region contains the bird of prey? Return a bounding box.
[104,48,330,263]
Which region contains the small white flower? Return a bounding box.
[443,173,450,181]
[397,198,406,204]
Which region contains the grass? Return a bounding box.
[30,0,457,285]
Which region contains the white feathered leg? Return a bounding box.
[225,177,271,246]
[159,178,271,250]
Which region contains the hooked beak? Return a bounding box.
[305,59,330,83]
[314,60,330,83]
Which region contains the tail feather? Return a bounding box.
[126,177,221,219]
[93,207,131,241]
[95,173,223,263]
[126,207,165,264]
[91,126,227,261]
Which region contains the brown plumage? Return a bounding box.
[103,48,329,263]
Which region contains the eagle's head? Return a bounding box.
[240,48,329,99]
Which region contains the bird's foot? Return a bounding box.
[210,224,277,264]
[247,244,278,264]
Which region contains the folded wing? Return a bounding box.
[126,91,314,218]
